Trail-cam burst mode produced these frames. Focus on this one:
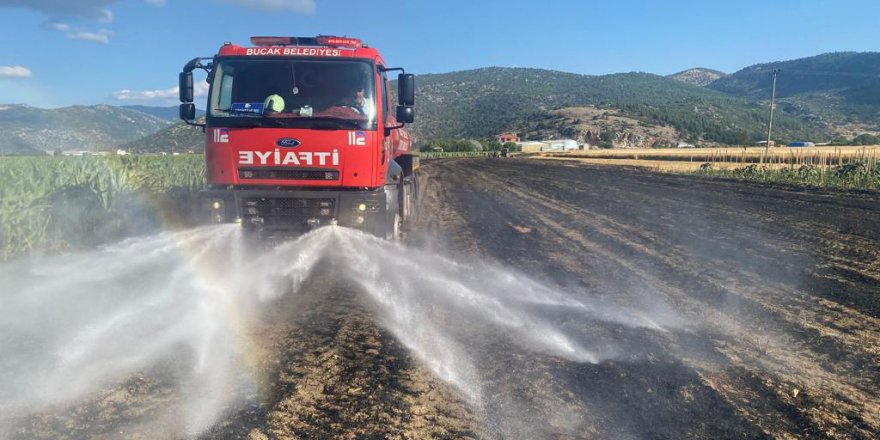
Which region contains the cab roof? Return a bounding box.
[216,36,383,62]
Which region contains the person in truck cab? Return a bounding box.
[335,85,367,115]
[317,84,368,118]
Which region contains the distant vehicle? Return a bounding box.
[676,142,695,148]
[788,141,816,147]
[500,147,510,157]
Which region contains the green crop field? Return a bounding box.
[0,155,206,260]
[694,160,880,189]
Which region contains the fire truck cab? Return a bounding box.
[179,36,417,239]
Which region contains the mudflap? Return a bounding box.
[384,183,400,240]
[399,175,418,233]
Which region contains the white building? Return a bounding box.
[517,139,578,153]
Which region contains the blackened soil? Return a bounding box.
[410,158,879,439]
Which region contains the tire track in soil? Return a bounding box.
[479,160,880,375]
[535,161,880,320]
[204,264,484,440]
[517,160,879,438]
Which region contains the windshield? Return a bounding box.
[208,58,377,129]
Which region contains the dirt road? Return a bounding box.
[8,158,880,439]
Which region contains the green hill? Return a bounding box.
[122,119,205,153]
[412,67,823,145]
[0,136,47,156]
[707,52,880,127]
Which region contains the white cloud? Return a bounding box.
[66,29,111,44]
[113,82,209,102]
[139,0,318,13]
[44,21,111,43]
[2,1,117,43]
[48,21,69,31]
[215,0,315,13]
[0,0,117,21]
[0,65,32,79]
[113,86,177,101]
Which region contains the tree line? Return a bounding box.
[420,139,520,152]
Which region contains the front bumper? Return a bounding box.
[201,186,389,237]
[202,188,394,236]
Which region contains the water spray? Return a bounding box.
[0,225,680,437]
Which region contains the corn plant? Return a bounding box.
[0,155,206,260]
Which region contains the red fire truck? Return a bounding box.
[178,36,417,239]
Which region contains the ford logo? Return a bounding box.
[276,138,301,148]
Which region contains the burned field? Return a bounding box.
[4,158,879,439]
[414,158,879,439]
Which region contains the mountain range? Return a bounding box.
[2,51,877,154]
[121,105,205,121]
[0,104,171,155]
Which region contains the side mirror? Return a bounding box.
[396,105,414,124]
[398,73,414,106]
[179,103,196,121]
[179,71,194,103]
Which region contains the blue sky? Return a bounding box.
[0,0,877,108]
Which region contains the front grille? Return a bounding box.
[240,197,336,226]
[239,168,339,181]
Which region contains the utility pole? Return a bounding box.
[765,69,780,155]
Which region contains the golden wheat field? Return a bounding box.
[537,145,880,172]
